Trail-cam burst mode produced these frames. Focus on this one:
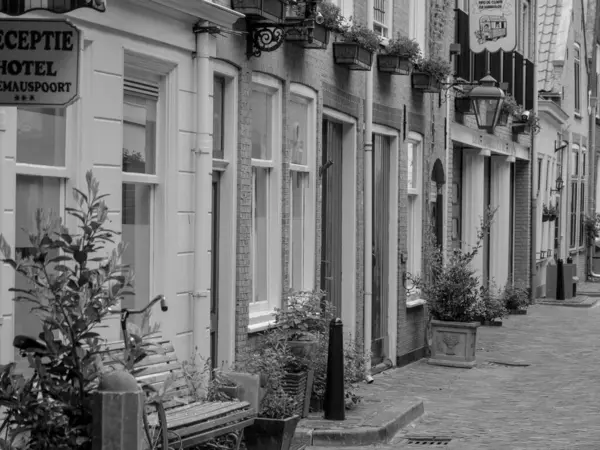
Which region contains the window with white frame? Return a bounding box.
[409,0,427,57]
[14,107,69,367]
[250,74,282,321]
[574,44,581,114]
[579,147,587,247]
[213,76,225,160]
[407,133,423,286]
[373,0,391,38]
[121,69,162,323]
[289,85,316,292]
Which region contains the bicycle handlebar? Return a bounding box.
[109,294,168,315]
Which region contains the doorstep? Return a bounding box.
[536,296,599,308]
[291,398,424,448]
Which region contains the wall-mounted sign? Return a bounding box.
[0,0,106,16]
[0,19,80,106]
[469,0,517,54]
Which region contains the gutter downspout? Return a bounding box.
[529,0,539,302]
[364,0,374,380]
[193,23,213,357]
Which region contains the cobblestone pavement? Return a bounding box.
[309,302,600,450]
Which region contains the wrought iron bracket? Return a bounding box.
[246,18,315,59]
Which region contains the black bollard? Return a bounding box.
[324,318,345,420]
[556,259,565,300]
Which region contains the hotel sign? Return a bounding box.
[0,0,106,16]
[469,0,517,54]
[0,19,80,106]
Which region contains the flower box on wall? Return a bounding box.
[454,97,473,114]
[285,23,330,49]
[333,42,374,70]
[231,0,285,22]
[411,72,442,93]
[377,54,413,75]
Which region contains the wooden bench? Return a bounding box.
[98,334,256,449]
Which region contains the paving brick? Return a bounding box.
[307,299,600,449]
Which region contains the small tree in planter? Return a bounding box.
[333,23,380,70]
[410,206,499,368]
[497,94,518,126]
[286,0,345,49]
[378,33,421,75]
[411,56,453,93]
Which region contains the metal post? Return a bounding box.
[324,318,345,420]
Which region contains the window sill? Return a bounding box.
[248,320,276,334]
[248,310,276,334]
[574,112,582,120]
[406,298,426,309]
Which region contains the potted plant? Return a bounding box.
[512,108,541,136]
[333,23,380,70]
[286,1,345,49]
[502,281,529,314]
[497,94,518,126]
[547,203,558,222]
[410,206,498,368]
[378,33,421,75]
[411,56,453,93]
[242,340,301,450]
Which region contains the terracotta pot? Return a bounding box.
[244,415,301,450]
[428,320,479,368]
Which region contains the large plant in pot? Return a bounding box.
[378,33,421,75]
[411,56,453,93]
[411,207,500,368]
[241,339,300,450]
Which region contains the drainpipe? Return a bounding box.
[363,0,374,381]
[587,0,598,279]
[192,23,213,357]
[529,0,539,302]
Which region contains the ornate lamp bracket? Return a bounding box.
[246,18,315,58]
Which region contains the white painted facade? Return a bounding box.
[0,1,242,366]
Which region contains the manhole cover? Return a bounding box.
[404,436,452,446]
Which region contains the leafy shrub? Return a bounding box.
[318,1,346,33]
[469,282,508,322]
[413,56,453,82]
[502,281,529,311]
[180,348,238,403]
[341,23,381,53]
[411,206,498,323]
[384,33,421,60]
[275,290,333,340]
[0,171,130,450]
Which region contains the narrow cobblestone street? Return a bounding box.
[310,302,600,450]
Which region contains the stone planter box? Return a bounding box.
[428,320,479,368]
[377,54,412,75]
[333,42,373,70]
[411,71,442,93]
[285,23,330,49]
[231,0,285,22]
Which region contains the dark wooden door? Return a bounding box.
[371,134,390,364]
[210,171,221,370]
[321,119,344,318]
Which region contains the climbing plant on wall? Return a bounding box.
[428,0,454,58]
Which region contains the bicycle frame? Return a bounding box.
[110,295,171,450]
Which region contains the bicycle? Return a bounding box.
[108,294,181,450]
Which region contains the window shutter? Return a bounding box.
[525,59,534,110]
[473,50,488,82]
[124,78,159,100]
[455,9,471,80]
[514,52,524,107]
[503,52,514,97]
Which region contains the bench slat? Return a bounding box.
[162,402,251,429]
[176,409,254,439]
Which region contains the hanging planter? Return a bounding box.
[378,34,420,75]
[286,22,330,49]
[411,56,453,93]
[333,23,380,71]
[231,0,286,22]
